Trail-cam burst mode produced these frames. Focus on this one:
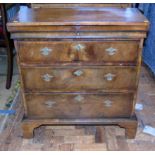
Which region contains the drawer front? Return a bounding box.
[25,93,134,119]
[21,66,137,92]
[18,41,139,64]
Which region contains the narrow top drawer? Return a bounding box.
[17,40,139,65]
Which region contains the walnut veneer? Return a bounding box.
[7,6,149,139]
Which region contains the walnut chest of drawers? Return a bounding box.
[7,7,149,139]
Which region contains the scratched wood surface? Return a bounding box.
[0,65,155,151]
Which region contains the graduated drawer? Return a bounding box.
[18,40,139,64]
[25,93,134,119]
[21,66,137,92]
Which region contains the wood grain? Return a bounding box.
[17,40,139,64]
[21,117,137,139]
[31,3,132,9]
[1,65,155,150]
[25,92,134,119]
[7,7,148,26]
[8,25,149,33]
[7,6,149,139]
[21,66,137,92]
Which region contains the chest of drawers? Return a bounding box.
[7,7,149,139]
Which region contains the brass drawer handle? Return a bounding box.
[42,74,54,82]
[74,95,84,102]
[104,73,116,81]
[104,100,113,107]
[73,70,84,76]
[44,101,56,108]
[73,44,85,51]
[40,47,52,56]
[105,47,117,56]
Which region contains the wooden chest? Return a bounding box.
[7,6,149,139]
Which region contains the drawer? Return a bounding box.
[25,93,134,119]
[21,66,137,92]
[18,40,139,64]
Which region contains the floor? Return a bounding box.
[0,65,155,151]
[0,48,19,123]
[0,48,19,109]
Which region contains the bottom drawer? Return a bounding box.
[25,93,134,119]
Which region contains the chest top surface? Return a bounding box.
[8,6,148,26]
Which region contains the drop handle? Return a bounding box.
[44,101,56,108]
[73,70,84,76]
[73,44,85,51]
[105,47,117,56]
[42,74,54,82]
[104,100,113,107]
[40,47,52,56]
[104,73,116,81]
[74,95,84,102]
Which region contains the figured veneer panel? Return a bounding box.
[18,40,139,64]
[21,66,137,92]
[25,92,134,119]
